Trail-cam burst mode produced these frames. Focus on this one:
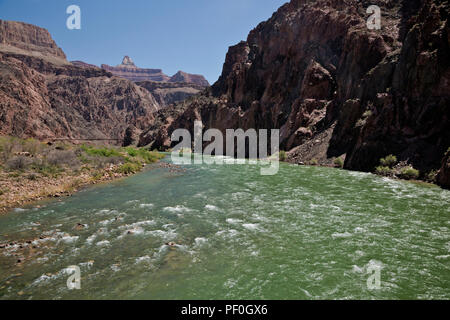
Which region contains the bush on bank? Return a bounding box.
[374,154,421,181]
[0,136,165,179]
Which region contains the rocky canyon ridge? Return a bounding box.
[75,56,209,107]
[0,20,207,144]
[101,56,209,86]
[139,0,450,188]
[100,56,210,106]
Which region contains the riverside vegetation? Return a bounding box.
[375,155,422,181]
[0,136,164,213]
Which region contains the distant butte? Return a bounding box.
[101,56,209,86]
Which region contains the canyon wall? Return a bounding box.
[0,22,160,144]
[140,0,450,187]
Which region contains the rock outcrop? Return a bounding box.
[0,22,160,143]
[437,149,450,189]
[0,20,66,61]
[102,56,171,82]
[136,81,206,107]
[71,60,101,69]
[169,71,210,87]
[140,0,449,187]
[102,56,210,86]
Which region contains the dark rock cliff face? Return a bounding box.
[140,0,449,187]
[437,149,450,188]
[339,0,450,174]
[0,23,160,143]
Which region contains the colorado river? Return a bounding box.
[0,158,449,299]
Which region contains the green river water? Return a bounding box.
[0,158,449,299]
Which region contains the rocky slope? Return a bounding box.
[140,0,450,188]
[0,22,160,144]
[102,56,210,86]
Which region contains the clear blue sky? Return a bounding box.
[0,0,287,84]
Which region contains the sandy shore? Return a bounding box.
[0,164,138,215]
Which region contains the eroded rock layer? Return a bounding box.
[102,56,210,86]
[0,20,66,60]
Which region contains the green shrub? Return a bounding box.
[93,155,122,169]
[279,150,287,161]
[0,136,20,162]
[31,161,63,177]
[27,173,38,181]
[334,157,344,168]
[6,156,31,171]
[136,149,165,164]
[46,150,79,167]
[23,138,43,156]
[78,153,91,164]
[81,145,122,158]
[91,171,104,181]
[104,156,123,165]
[355,118,366,128]
[8,172,22,178]
[362,110,373,118]
[116,162,141,175]
[355,110,373,128]
[380,155,397,168]
[425,170,438,183]
[309,158,319,166]
[400,167,420,180]
[125,147,138,157]
[375,166,393,176]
